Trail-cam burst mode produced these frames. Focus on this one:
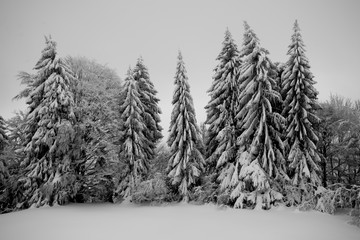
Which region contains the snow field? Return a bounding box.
[0,203,359,240]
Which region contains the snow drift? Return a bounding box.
[0,203,359,240]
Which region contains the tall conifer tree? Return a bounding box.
[133,57,162,159]
[204,29,241,193]
[231,22,286,209]
[281,20,321,189]
[117,68,150,198]
[167,52,205,201]
[19,36,77,208]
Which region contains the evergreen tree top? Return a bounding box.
[293,20,300,33]
[34,35,57,70]
[240,22,261,59]
[135,56,147,72]
[288,20,307,56]
[133,56,155,90]
[216,29,239,62]
[169,51,197,126]
[177,51,184,62]
[210,28,241,90]
[283,20,317,94]
[137,55,144,64]
[243,22,259,41]
[120,69,144,123]
[223,28,235,45]
[134,57,147,75]
[125,67,134,82]
[174,51,189,85]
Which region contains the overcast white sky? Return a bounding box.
[0,0,359,137]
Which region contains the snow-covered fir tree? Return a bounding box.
[117,68,150,199]
[230,22,287,209]
[19,36,77,208]
[204,29,241,194]
[281,20,321,190]
[133,57,163,159]
[167,52,205,201]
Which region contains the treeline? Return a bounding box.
[0,21,359,215]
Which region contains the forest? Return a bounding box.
[0,21,359,223]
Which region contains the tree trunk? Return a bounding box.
[321,145,327,187]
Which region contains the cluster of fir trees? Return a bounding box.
[1,20,357,213]
[100,19,327,209]
[204,20,321,208]
[0,36,163,210]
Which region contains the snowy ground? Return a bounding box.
[0,203,359,240]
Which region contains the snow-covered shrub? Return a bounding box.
[217,192,230,206]
[347,188,360,227]
[231,188,284,210]
[350,207,360,227]
[75,175,114,203]
[283,183,310,207]
[149,144,170,177]
[314,186,337,214]
[192,173,218,204]
[314,184,360,214]
[132,173,174,204]
[283,182,319,212]
[286,183,360,227]
[315,184,360,227]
